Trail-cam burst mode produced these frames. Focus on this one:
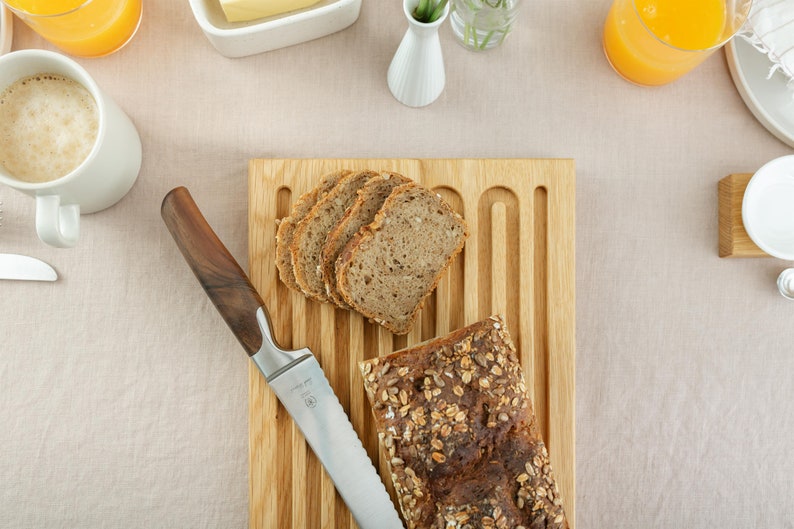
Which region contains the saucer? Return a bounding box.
[1,5,12,55]
[726,37,794,149]
[742,155,794,260]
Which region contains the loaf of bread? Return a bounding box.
[320,171,412,309]
[290,170,376,302]
[336,183,468,335]
[359,316,569,529]
[275,170,349,292]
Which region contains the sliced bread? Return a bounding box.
[335,183,469,335]
[275,170,349,293]
[320,171,413,309]
[291,170,377,302]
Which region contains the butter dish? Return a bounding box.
[188,0,361,58]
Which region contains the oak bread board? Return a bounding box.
[718,173,769,257]
[247,158,576,529]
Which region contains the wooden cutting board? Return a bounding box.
[247,158,576,529]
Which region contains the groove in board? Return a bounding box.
[248,158,576,529]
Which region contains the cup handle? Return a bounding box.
[35,195,80,248]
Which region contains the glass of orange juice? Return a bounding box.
[2,0,142,57]
[603,0,752,86]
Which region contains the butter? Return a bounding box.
[219,0,323,22]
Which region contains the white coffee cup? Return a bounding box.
[742,155,794,260]
[0,49,141,248]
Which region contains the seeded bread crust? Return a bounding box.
[275,170,349,292]
[320,171,413,309]
[335,183,468,335]
[359,316,569,529]
[291,170,377,302]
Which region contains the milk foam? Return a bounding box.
[0,74,99,183]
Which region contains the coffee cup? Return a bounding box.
[0,49,141,248]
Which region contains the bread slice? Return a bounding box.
[320,171,413,309]
[335,183,468,335]
[359,316,569,529]
[291,170,377,302]
[275,170,349,293]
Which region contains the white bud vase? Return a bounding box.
[387,0,449,107]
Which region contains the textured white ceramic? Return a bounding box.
[0,50,141,248]
[188,0,361,58]
[387,0,449,108]
[742,155,794,261]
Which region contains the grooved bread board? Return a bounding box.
[247,158,576,529]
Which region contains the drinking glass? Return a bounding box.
[603,0,753,86]
[2,0,142,57]
[450,0,521,51]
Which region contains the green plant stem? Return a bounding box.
[480,29,495,48]
[427,0,449,22]
[414,0,430,20]
[461,22,511,50]
[413,0,448,22]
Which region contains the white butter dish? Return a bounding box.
[188,0,362,58]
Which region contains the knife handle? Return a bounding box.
[161,186,263,357]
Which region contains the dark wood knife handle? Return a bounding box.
[161,186,263,357]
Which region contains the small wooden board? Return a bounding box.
[719,173,769,257]
[248,158,576,529]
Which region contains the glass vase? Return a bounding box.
[450,0,522,51]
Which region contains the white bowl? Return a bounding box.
[742,155,794,260]
[1,4,13,56]
[188,0,361,58]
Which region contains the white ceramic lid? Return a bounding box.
[742,155,794,261]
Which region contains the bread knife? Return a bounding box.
[161,187,404,529]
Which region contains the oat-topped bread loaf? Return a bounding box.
[359,316,569,529]
[290,170,377,302]
[275,170,350,292]
[320,171,413,309]
[336,183,468,335]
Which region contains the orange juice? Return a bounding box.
[4,0,142,57]
[603,0,734,86]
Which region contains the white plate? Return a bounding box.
[742,155,794,260]
[726,37,794,149]
[1,5,13,55]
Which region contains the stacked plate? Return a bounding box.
[726,0,794,148]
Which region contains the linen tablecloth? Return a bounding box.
[2,1,792,527]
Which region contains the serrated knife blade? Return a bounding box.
[160,187,404,529]
[0,253,58,281]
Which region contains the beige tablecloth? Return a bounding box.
[2,1,793,527]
